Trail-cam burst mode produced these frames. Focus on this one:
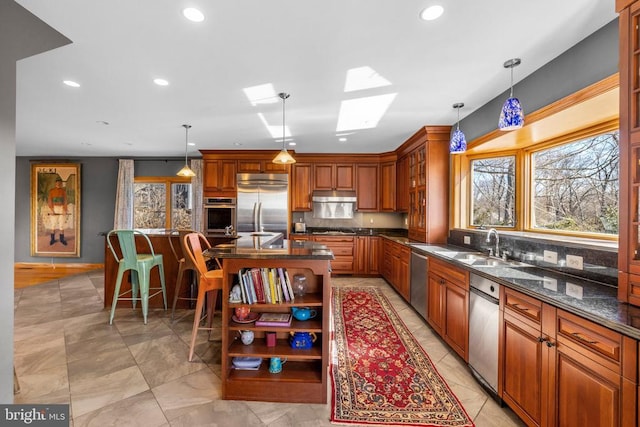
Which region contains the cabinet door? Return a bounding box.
[203,160,222,193]
[335,164,354,190]
[204,160,236,195]
[292,163,312,211]
[398,248,410,300]
[427,273,443,335]
[382,240,393,281]
[502,312,543,426]
[396,156,409,212]
[313,164,334,190]
[380,161,396,211]
[220,160,237,191]
[369,236,380,275]
[356,164,379,211]
[355,236,367,274]
[443,282,468,361]
[237,160,263,173]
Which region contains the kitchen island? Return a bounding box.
[206,237,334,404]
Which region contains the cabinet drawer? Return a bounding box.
[557,309,622,369]
[429,258,468,290]
[503,288,542,326]
[331,245,355,256]
[313,236,354,244]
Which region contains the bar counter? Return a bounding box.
[103,230,237,309]
[205,232,334,261]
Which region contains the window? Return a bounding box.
[471,156,516,227]
[134,177,192,230]
[532,130,619,235]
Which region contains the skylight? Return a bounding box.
[420,5,444,21]
[344,66,391,92]
[336,93,397,132]
[63,80,80,88]
[243,84,278,106]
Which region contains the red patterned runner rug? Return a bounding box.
[331,287,474,426]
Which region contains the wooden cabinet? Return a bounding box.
[355,236,380,275]
[203,159,236,197]
[312,236,354,275]
[237,159,288,174]
[499,287,638,427]
[380,161,396,212]
[618,1,640,306]
[291,163,312,211]
[221,257,330,403]
[312,163,354,191]
[396,156,409,212]
[381,238,410,300]
[355,163,379,211]
[398,127,450,243]
[427,257,469,361]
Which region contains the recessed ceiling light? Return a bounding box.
[339,137,347,142]
[188,142,195,146]
[234,142,243,146]
[420,5,444,21]
[96,120,109,125]
[153,78,169,86]
[63,80,80,88]
[288,142,296,146]
[183,8,205,22]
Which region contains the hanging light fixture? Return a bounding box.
[176,124,196,177]
[498,58,524,131]
[272,92,296,164]
[450,103,467,154]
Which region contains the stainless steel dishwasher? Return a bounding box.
[468,273,500,398]
[410,251,428,320]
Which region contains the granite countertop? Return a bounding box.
[205,232,334,260]
[290,227,409,238]
[406,242,640,340]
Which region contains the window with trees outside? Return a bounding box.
[471,156,516,227]
[133,177,192,230]
[531,130,619,235]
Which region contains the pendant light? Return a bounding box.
[272,92,296,164]
[498,58,524,131]
[176,124,196,177]
[450,103,467,154]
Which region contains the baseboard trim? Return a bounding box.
[15,262,104,269]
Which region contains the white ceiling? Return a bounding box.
[14,0,616,157]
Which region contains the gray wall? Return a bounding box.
[14,158,185,264]
[460,19,619,141]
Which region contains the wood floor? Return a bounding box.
[14,263,103,288]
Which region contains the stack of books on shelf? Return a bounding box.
[254,312,292,327]
[237,267,295,304]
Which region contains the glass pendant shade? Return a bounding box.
[498,97,524,131]
[450,128,467,153]
[498,58,524,131]
[272,92,296,164]
[177,124,196,177]
[450,102,466,154]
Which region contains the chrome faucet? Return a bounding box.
[486,228,500,258]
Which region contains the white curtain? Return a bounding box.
[190,159,203,232]
[113,159,134,229]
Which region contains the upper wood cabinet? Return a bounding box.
[313,163,354,191]
[618,2,640,306]
[355,163,379,212]
[291,163,312,211]
[237,159,288,174]
[397,127,450,243]
[395,156,409,212]
[380,161,396,212]
[203,159,236,197]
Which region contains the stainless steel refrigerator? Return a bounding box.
[236,173,289,237]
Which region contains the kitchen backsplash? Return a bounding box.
[449,229,618,286]
[292,211,406,231]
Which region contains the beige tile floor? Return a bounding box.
[13,271,524,427]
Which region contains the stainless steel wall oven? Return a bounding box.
[203,197,236,234]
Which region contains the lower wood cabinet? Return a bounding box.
[381,238,410,300]
[355,236,380,275]
[500,287,638,427]
[426,257,469,361]
[312,236,354,274]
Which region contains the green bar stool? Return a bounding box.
[107,229,167,324]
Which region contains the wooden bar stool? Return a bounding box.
[182,232,223,361]
[107,229,167,324]
[168,229,199,321]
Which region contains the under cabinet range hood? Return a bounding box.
[312,190,357,219]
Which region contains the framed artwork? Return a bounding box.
[31,162,81,257]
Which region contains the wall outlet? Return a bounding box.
[565,282,584,299]
[463,236,471,245]
[543,250,558,264]
[566,255,584,270]
[543,277,558,292]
